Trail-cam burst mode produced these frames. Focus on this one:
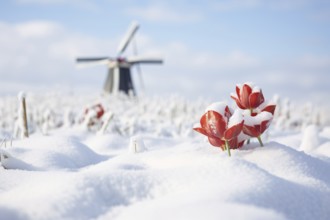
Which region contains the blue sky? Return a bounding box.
[0,0,330,103]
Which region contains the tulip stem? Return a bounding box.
[257,135,264,147]
[247,109,253,145]
[225,140,231,157]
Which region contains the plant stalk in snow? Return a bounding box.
[21,97,29,138]
[257,136,264,147]
[225,140,231,157]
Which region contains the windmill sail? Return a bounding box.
[127,56,163,65]
[117,21,139,55]
[76,57,110,62]
[76,57,111,68]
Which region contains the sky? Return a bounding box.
[0,0,330,104]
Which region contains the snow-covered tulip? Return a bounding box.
[84,104,105,119]
[242,111,273,146]
[193,102,244,156]
[231,83,265,111]
[251,101,277,116]
[261,104,276,115]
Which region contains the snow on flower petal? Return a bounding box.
[224,109,244,140]
[228,109,244,128]
[242,111,273,137]
[205,102,232,119]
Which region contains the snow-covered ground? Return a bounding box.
[0,92,330,220]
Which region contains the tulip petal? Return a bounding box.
[236,85,241,100]
[262,104,276,115]
[243,124,260,137]
[193,127,209,137]
[224,121,244,140]
[241,84,252,109]
[249,91,265,109]
[200,111,227,139]
[224,106,232,120]
[228,138,239,149]
[260,119,272,134]
[208,137,225,150]
[230,94,245,109]
[237,139,245,148]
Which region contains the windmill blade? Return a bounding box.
[131,35,145,92]
[76,57,110,62]
[135,61,145,91]
[76,57,112,68]
[117,21,139,55]
[126,56,163,65]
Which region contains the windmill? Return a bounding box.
[76,21,163,95]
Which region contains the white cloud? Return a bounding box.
[150,42,260,71]
[0,20,116,85]
[0,20,260,100]
[0,20,329,103]
[191,50,260,70]
[15,21,62,38]
[126,4,203,23]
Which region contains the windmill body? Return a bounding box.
[103,59,135,95]
[76,22,162,95]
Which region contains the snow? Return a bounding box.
[128,135,147,153]
[243,111,273,126]
[205,102,228,115]
[2,135,105,170]
[228,109,243,127]
[236,82,254,91]
[17,91,26,101]
[300,125,320,152]
[0,93,330,220]
[252,86,261,93]
[230,92,238,99]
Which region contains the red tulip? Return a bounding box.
[261,104,276,115]
[231,83,265,110]
[193,103,244,156]
[251,102,277,116]
[242,112,273,146]
[84,103,105,119]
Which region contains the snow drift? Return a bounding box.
[0,92,330,220]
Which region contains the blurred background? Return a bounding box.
[0,0,329,104]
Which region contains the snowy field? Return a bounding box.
[1,92,330,220]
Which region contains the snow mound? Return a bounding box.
[84,134,129,155]
[113,195,286,220]
[1,132,330,220]
[242,142,330,188]
[3,136,105,170]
